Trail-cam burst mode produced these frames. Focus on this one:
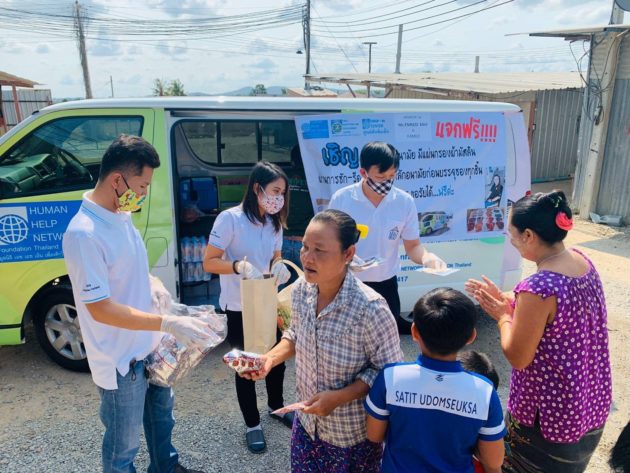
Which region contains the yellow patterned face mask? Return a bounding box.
[116,176,147,212]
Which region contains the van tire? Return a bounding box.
[33,286,89,372]
[396,312,412,335]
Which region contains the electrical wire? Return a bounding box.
[310,0,514,39]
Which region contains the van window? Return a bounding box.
[261,121,299,163]
[178,119,296,166]
[180,122,217,164]
[0,116,143,198]
[221,122,258,165]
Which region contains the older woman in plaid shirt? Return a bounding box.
[247,209,403,472]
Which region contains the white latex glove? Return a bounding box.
[349,255,383,272]
[235,260,263,280]
[149,275,172,315]
[270,260,291,285]
[161,315,213,347]
[421,252,447,270]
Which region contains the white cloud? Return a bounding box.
[127,45,143,56]
[250,58,278,74]
[60,75,76,86]
[89,40,122,57]
[155,41,188,60]
[0,40,27,54]
[36,44,51,54]
[145,0,225,17]
[316,0,363,12]
[555,4,611,25]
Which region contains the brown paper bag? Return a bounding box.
[277,260,304,331]
[240,276,278,354]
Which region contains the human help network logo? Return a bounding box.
[0,207,29,246]
[0,201,82,263]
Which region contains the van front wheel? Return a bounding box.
[33,287,90,372]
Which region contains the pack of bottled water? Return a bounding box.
[181,235,210,283]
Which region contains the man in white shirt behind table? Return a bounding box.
[328,141,446,333]
[63,135,208,473]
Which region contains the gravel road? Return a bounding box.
[1,218,628,473]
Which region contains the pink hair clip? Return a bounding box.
[555,211,573,231]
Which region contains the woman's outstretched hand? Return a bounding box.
[465,276,513,321]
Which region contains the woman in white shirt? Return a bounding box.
[203,161,292,453]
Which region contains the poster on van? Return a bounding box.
[295,112,506,243]
[0,201,81,263]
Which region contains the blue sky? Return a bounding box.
[0,0,615,98]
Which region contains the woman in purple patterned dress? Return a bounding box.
[466,190,612,472]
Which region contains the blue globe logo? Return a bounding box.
[0,214,29,245]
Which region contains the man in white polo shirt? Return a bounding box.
[63,135,208,473]
[328,141,446,333]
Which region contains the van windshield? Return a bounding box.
[0,116,143,198]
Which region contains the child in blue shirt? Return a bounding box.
[365,288,506,473]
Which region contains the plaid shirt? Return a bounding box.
[283,272,403,447]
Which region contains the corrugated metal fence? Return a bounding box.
[1,88,52,128]
[530,89,582,181]
[597,78,630,218]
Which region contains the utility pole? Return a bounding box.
[395,25,403,74]
[110,75,114,98]
[363,41,377,98]
[474,56,480,73]
[74,1,92,99]
[363,41,377,73]
[303,0,311,90]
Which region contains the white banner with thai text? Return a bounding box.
[295,112,507,243]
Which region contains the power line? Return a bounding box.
[311,5,359,73]
[311,0,490,34]
[310,0,514,39]
[313,0,461,27]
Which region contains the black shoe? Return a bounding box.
[174,464,204,473]
[269,410,295,429]
[246,428,267,454]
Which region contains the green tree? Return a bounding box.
[152,78,166,96]
[250,83,267,96]
[167,79,186,96]
[152,78,186,96]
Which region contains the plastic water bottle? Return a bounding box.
[184,262,194,282]
[181,237,189,263]
[194,236,203,262]
[194,262,204,282]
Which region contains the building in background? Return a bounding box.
[528,24,630,224]
[0,71,51,134]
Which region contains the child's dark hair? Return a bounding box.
[99,134,160,179]
[311,209,360,251]
[242,161,289,233]
[413,288,476,356]
[510,190,572,245]
[359,141,400,173]
[458,350,499,390]
[610,422,630,472]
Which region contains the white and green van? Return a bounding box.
[0,97,530,371]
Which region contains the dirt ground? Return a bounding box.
[0,202,628,471]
